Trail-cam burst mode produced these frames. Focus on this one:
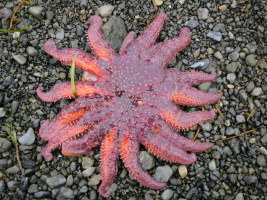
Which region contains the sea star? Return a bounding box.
[37,13,221,198]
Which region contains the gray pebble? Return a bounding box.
[140,151,155,170]
[28,184,38,193]
[239,90,248,101]
[236,115,245,123]
[0,159,8,170]
[102,16,127,51]
[226,127,235,136]
[18,128,35,145]
[34,191,51,198]
[56,29,65,40]
[251,87,262,96]
[226,62,238,73]
[246,82,255,92]
[153,165,173,183]
[257,155,267,167]
[0,8,12,29]
[98,5,114,17]
[214,51,223,60]
[245,54,257,67]
[228,52,239,61]
[7,181,20,191]
[11,101,19,114]
[243,175,258,184]
[88,174,101,186]
[198,82,211,91]
[197,8,209,20]
[82,157,94,169]
[13,55,27,65]
[46,10,55,20]
[185,19,199,29]
[235,193,244,200]
[0,180,5,193]
[46,174,66,189]
[7,165,20,174]
[82,167,95,178]
[26,46,38,56]
[200,122,212,131]
[261,133,267,144]
[0,108,6,117]
[209,160,216,171]
[0,137,11,153]
[207,31,222,42]
[226,73,236,83]
[246,43,257,53]
[56,187,74,200]
[161,189,174,200]
[80,186,88,193]
[28,6,44,20]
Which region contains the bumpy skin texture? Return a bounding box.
[37,13,221,198]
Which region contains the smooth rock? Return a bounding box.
[257,155,267,167]
[235,193,244,200]
[245,54,257,67]
[102,16,127,51]
[226,73,236,83]
[140,151,155,170]
[251,87,262,96]
[56,29,65,40]
[214,52,223,59]
[26,46,38,56]
[11,101,19,114]
[178,165,187,178]
[161,189,174,200]
[0,8,12,29]
[0,180,5,193]
[228,52,239,61]
[46,175,66,189]
[98,5,114,17]
[82,157,94,169]
[207,31,222,42]
[7,165,20,174]
[243,175,258,184]
[0,108,6,117]
[46,11,55,20]
[209,160,216,171]
[82,167,95,178]
[28,6,44,20]
[197,8,209,20]
[236,115,245,123]
[153,165,173,183]
[34,191,51,198]
[0,137,11,153]
[88,174,101,186]
[13,55,27,65]
[185,19,199,29]
[18,128,35,145]
[259,147,267,156]
[56,187,74,200]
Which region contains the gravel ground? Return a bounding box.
[0,0,266,199]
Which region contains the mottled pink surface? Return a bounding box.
[37,13,221,198]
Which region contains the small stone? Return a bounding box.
[56,187,74,200]
[235,193,244,200]
[140,151,155,170]
[0,8,12,29]
[46,175,66,189]
[82,167,95,178]
[88,174,101,186]
[26,46,38,56]
[7,181,20,191]
[226,73,236,83]
[209,160,216,171]
[219,5,227,11]
[243,175,258,184]
[28,184,38,193]
[98,5,114,17]
[231,0,237,8]
[0,108,6,117]
[185,19,199,29]
[178,165,187,178]
[155,0,163,6]
[198,82,211,92]
[257,155,267,167]
[153,165,173,183]
[228,52,239,61]
[56,29,65,40]
[245,54,257,67]
[0,180,6,193]
[178,0,186,4]
[28,6,44,20]
[161,189,174,200]
[197,8,209,20]
[200,122,212,132]
[82,157,94,169]
[7,165,20,174]
[226,62,238,73]
[34,191,51,198]
[236,115,245,123]
[207,31,222,42]
[251,87,262,96]
[259,147,267,156]
[214,52,223,60]
[0,137,11,153]
[13,55,27,65]
[46,11,55,20]
[18,128,35,145]
[11,101,19,114]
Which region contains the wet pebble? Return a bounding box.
[140,151,155,170]
[56,29,65,40]
[57,187,74,199]
[226,73,236,83]
[82,167,95,178]
[13,55,27,65]
[98,5,114,17]
[18,128,35,145]
[82,157,94,169]
[207,31,222,42]
[26,46,38,56]
[236,115,245,123]
[153,165,173,183]
[88,174,101,186]
[209,160,216,171]
[46,174,66,189]
[178,165,187,178]
[214,51,223,60]
[34,191,51,198]
[0,137,11,153]
[245,54,257,67]
[161,189,174,200]
[7,165,20,174]
[0,180,5,193]
[257,155,267,167]
[185,19,199,29]
[243,175,258,184]
[251,87,262,96]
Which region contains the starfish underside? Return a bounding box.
[37,13,221,198]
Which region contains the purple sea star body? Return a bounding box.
[37,13,221,198]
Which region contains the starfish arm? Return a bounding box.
[129,13,168,53]
[150,27,191,66]
[148,119,214,152]
[99,129,119,198]
[141,132,197,164]
[162,107,216,130]
[120,134,166,189]
[36,81,111,102]
[43,40,107,77]
[172,86,222,106]
[169,70,218,85]
[39,119,50,141]
[88,15,115,61]
[119,31,136,52]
